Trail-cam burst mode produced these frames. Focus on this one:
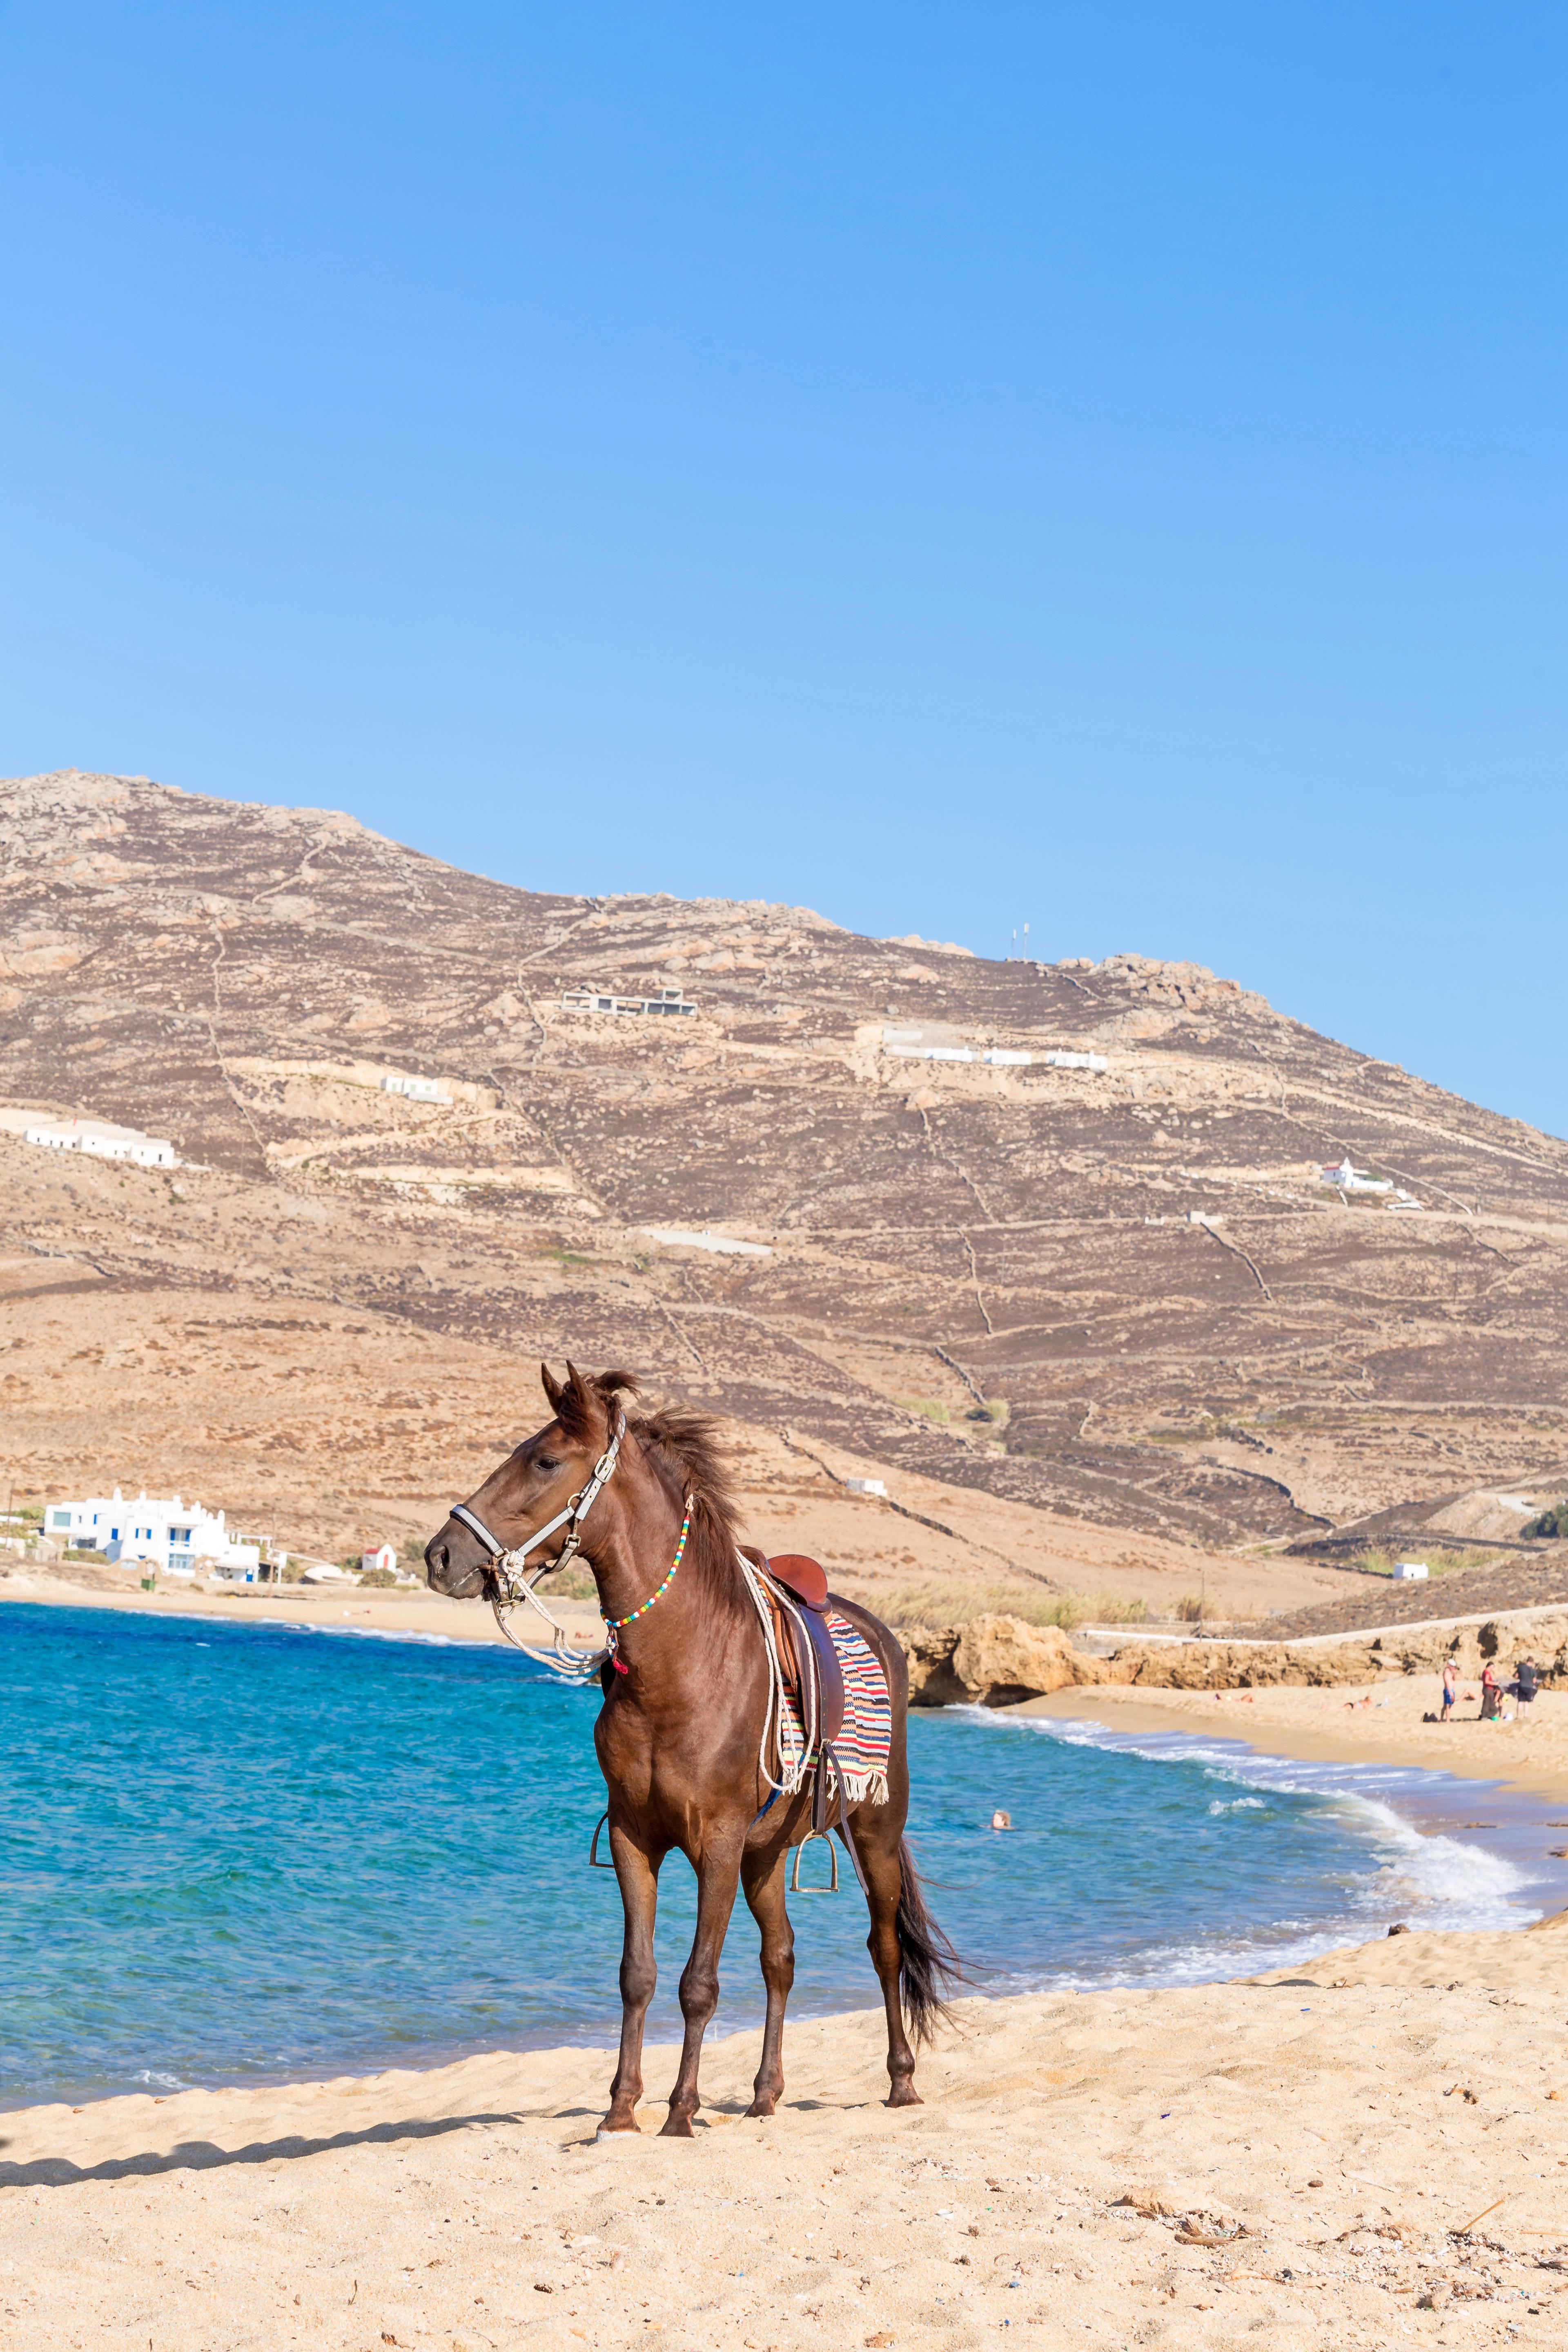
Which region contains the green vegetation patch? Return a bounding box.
[1349,1547,1496,1578]
[894,1395,951,1424]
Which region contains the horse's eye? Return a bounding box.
[536,1453,560,1473]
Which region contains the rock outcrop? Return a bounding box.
[901,1615,1114,1707]
[899,1606,1568,1705]
[1109,1639,1380,1690]
[1110,1609,1568,1690]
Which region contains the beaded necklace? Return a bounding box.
[603,1496,693,1673]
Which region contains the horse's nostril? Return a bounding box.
[426,1540,446,1577]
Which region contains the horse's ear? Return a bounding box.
[540,1362,566,1414]
[558,1359,601,1440]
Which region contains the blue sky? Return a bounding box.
[2,4,1564,1133]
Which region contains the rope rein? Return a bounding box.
[735,1553,813,1796]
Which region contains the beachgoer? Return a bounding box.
[1479,1662,1503,1722]
[990,1809,1012,1831]
[1441,1660,1458,1722]
[1514,1656,1539,1719]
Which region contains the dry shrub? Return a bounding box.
[535,1562,597,1600]
[831,1569,1148,1632]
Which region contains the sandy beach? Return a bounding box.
[3,1910,1566,2352]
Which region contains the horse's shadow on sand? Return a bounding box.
[0,2111,525,2192]
[0,2094,862,2189]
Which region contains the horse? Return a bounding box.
[424,1361,960,2138]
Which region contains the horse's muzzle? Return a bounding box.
[423,1519,490,1599]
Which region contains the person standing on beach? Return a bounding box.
[1441,1659,1459,1722]
[1514,1656,1539,1718]
[1479,1661,1503,1721]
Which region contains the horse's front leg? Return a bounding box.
[662,1825,747,2138]
[601,1824,664,2137]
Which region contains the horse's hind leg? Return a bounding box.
[855,1814,921,2107]
[662,1830,746,2138]
[601,1827,663,2136]
[740,1843,794,2118]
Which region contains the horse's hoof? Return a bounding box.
[595,2122,641,2140]
[744,2098,777,2120]
[884,2084,923,2108]
[659,2112,696,2138]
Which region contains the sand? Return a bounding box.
[4,1916,1568,2352]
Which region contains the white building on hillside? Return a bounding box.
[44,1488,261,1577]
[361,1541,398,1575]
[560,987,697,1018]
[24,1118,177,1168]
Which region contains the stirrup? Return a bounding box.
[789,1829,840,1895]
[588,1811,616,1870]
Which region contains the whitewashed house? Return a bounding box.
[1319,1158,1421,1207]
[882,1024,1035,1069]
[44,1488,261,1577]
[24,1118,177,1168]
[360,1541,398,1576]
[560,988,697,1018]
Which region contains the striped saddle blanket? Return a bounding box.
[778,1610,892,1806]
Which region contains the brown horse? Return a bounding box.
[424,1362,958,2137]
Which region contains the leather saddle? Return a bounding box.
[738,1546,844,1744]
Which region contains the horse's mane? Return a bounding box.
[560,1367,739,1544]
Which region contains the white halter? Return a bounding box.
[448,1411,626,1677]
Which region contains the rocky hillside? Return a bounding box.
[3,767,1566,1566]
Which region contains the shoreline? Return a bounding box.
[9,1593,1568,2107]
[15,1578,1568,1802]
[1015,1677,1568,1804]
[0,1569,604,1646]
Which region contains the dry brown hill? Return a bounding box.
[2,768,1566,1613]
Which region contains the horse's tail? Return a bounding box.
[895,1837,964,2045]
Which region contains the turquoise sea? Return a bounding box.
[2,1601,1562,2107]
